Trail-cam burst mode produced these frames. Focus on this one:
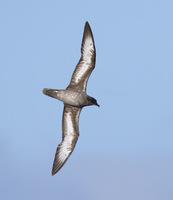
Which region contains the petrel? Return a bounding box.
[43,22,99,175]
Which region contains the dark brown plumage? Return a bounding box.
[43,22,99,175]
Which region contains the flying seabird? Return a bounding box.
[43,22,99,175]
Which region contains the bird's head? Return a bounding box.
[87,96,100,107]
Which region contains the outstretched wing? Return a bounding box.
[52,105,82,175]
[67,21,96,92]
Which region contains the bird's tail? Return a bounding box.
[43,88,60,99]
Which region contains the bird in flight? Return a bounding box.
[43,22,99,175]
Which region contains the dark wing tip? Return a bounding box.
[51,159,62,176]
[83,21,94,40]
[81,21,96,59]
[52,166,58,176]
[51,147,66,176]
[85,21,90,29]
[52,170,56,176]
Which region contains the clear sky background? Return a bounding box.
[1,0,173,199]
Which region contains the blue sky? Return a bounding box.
[1,0,173,199]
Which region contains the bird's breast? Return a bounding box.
[56,90,87,107]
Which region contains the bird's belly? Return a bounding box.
[57,90,86,107]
